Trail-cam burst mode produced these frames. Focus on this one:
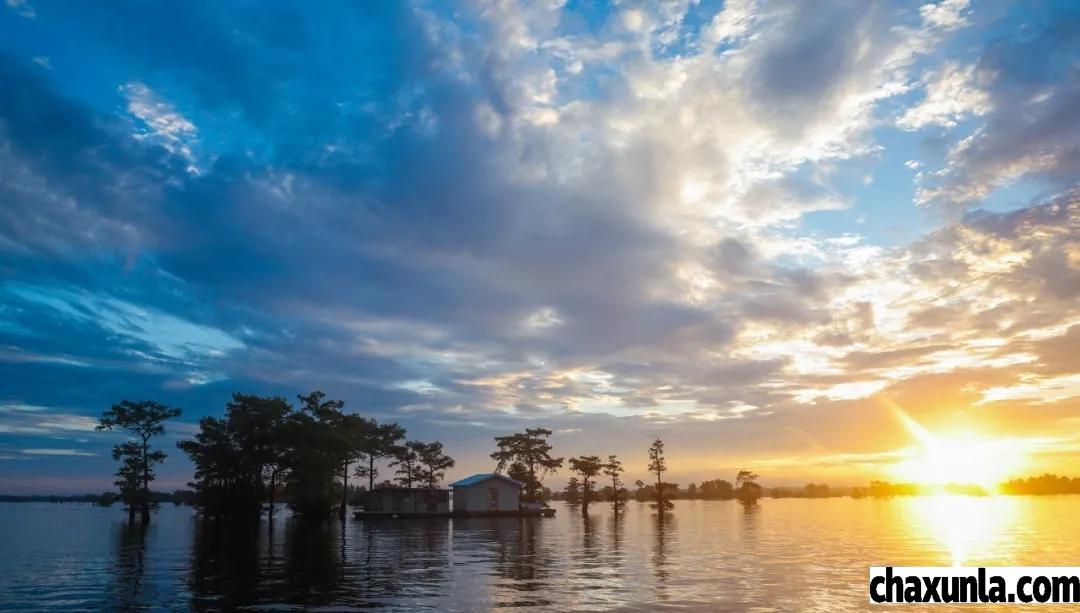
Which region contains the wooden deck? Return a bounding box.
[353,508,556,519]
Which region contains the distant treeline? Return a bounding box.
[555,473,765,503]
[1000,474,1080,495]
[849,475,1080,498]
[0,490,196,505]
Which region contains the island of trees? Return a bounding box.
[7,392,1069,518]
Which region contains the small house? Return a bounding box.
[450,473,523,512]
[364,488,450,514]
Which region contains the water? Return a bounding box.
[2,496,1079,611]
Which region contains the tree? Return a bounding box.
[414,441,455,488]
[356,422,406,493]
[111,442,153,521]
[177,394,291,519]
[507,461,530,486]
[490,428,564,502]
[97,400,181,523]
[337,413,378,518]
[568,455,604,515]
[735,470,761,503]
[647,437,673,512]
[699,478,734,499]
[604,455,625,508]
[564,477,581,504]
[283,391,350,516]
[391,442,422,488]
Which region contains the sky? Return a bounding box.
[1,0,1078,494]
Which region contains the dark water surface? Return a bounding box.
[2,496,1079,611]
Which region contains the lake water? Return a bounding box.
[2,496,1079,611]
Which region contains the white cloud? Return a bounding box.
[119,82,199,171]
[897,63,991,130]
[20,448,95,457]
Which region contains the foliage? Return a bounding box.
[647,437,672,511]
[491,428,564,502]
[355,421,406,491]
[414,440,455,488]
[735,470,761,503]
[563,476,581,504]
[698,479,734,499]
[391,443,421,488]
[568,455,604,514]
[604,455,624,506]
[177,394,291,518]
[174,390,450,519]
[97,400,181,521]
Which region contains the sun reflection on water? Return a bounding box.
[907,495,1020,566]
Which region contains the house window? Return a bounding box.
[488,487,499,509]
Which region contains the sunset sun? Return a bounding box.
[890,433,1029,491]
[885,406,1030,490]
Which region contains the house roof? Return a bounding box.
[449,473,523,488]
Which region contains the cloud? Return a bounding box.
[916,10,1080,209]
[19,448,95,457]
[897,62,991,130]
[4,0,34,19]
[0,0,1077,489]
[119,82,199,171]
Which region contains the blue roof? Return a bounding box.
[449,473,523,488]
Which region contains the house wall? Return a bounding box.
[366,489,449,513]
[453,479,520,512]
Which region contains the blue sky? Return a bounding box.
[2,0,1079,493]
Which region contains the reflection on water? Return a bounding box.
[907,495,1021,566]
[1,496,1078,611]
[106,521,150,609]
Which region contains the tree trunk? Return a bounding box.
[340,461,348,520]
[368,456,375,491]
[141,438,151,524]
[528,464,536,501]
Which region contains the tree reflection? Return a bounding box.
[348,517,450,602]
[609,506,625,556]
[281,518,343,605]
[453,517,552,607]
[105,520,151,609]
[189,518,262,609]
[651,511,675,600]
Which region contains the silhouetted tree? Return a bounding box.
[390,442,422,488]
[564,477,581,504]
[111,443,148,521]
[337,413,377,518]
[604,455,625,509]
[177,394,291,519]
[414,440,455,488]
[735,470,761,503]
[569,455,604,515]
[356,422,406,493]
[1001,474,1080,495]
[97,400,181,523]
[698,478,734,499]
[507,461,530,485]
[491,428,564,502]
[647,437,673,512]
[284,392,350,516]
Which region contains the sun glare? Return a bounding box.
[890,434,1027,491]
[886,405,1029,491]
